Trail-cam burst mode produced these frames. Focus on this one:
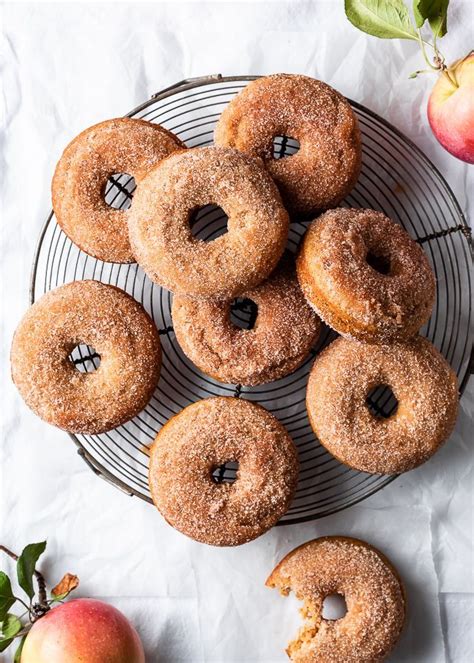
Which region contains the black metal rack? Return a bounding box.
[30,75,473,524]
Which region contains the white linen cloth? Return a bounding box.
[1,1,473,661]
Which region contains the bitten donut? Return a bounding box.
[266,536,406,663]
[52,118,184,263]
[214,74,361,215]
[149,397,299,546]
[11,281,161,434]
[297,208,435,343]
[128,146,289,299]
[306,336,459,474]
[172,256,321,385]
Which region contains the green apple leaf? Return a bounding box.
[345,0,418,40]
[413,0,449,37]
[2,614,22,639]
[17,541,47,600]
[0,573,16,621]
[14,636,26,662]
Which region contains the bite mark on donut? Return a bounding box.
[267,576,322,659]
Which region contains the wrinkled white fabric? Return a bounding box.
[1,2,472,661]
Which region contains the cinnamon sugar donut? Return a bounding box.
[214,74,361,215]
[306,336,459,474]
[297,208,435,343]
[11,281,161,434]
[52,118,184,263]
[172,256,321,385]
[266,536,406,663]
[149,397,298,546]
[128,146,289,299]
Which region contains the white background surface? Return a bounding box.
[1,1,473,661]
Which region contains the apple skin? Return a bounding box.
[428,52,474,163]
[21,598,145,663]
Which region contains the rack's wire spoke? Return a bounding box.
[416,225,472,244]
[30,77,473,523]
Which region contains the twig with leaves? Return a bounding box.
[345,0,453,79]
[0,542,79,661]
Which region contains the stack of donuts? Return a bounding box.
[10,74,460,661]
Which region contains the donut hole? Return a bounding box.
[68,344,101,373]
[272,136,300,159]
[230,298,259,330]
[366,384,399,419]
[211,460,239,484]
[322,593,347,620]
[190,205,229,242]
[366,250,391,275]
[104,173,136,210]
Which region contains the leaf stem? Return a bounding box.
[16,608,32,621]
[416,29,438,70]
[409,68,437,78]
[13,596,31,613]
[0,545,48,611]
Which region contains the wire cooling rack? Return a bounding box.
[30,75,473,524]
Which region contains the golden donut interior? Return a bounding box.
[267,577,343,658]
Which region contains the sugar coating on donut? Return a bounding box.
[306,336,459,474]
[148,397,299,546]
[215,74,361,215]
[172,256,321,385]
[128,146,289,299]
[297,208,435,344]
[11,281,161,434]
[266,536,406,663]
[52,118,184,263]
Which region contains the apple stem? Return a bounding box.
[412,29,459,87]
[0,544,49,615]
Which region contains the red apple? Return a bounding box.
[21,598,145,663]
[428,51,474,163]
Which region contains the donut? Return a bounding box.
[297,208,435,343]
[214,74,361,215]
[266,536,406,663]
[306,336,459,474]
[148,397,298,546]
[52,118,184,263]
[172,256,321,385]
[11,281,161,434]
[128,146,289,299]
